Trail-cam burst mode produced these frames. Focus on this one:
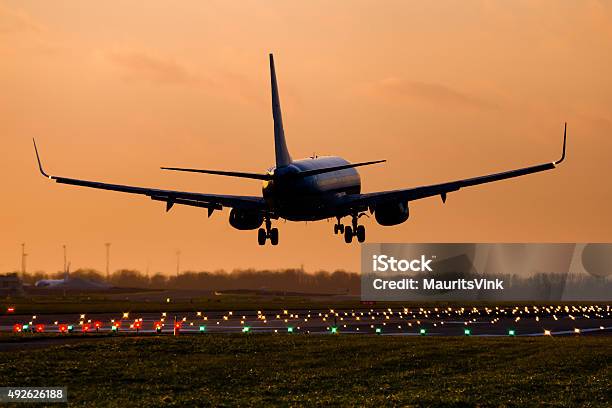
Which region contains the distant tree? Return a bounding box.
[110,269,148,288]
[149,273,167,288]
[72,268,104,282]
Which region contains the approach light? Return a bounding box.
[574,328,581,334]
[508,329,516,336]
[544,330,551,336]
[419,328,427,336]
[464,328,472,336]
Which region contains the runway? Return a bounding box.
[3,305,610,337]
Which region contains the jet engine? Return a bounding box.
[374,201,409,226]
[229,209,264,230]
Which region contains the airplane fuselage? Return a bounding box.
[263,156,361,221]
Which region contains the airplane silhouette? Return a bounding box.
[34,54,567,245]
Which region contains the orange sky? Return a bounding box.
[1,1,611,275]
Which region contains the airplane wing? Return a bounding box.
[33,140,267,214]
[340,124,567,213]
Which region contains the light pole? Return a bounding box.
[105,243,111,281]
[21,243,27,276]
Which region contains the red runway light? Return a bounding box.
[59,324,68,333]
[13,324,22,333]
[7,307,15,313]
[174,322,182,329]
[94,321,102,329]
[35,324,45,333]
[82,324,91,332]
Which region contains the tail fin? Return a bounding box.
[270,54,292,167]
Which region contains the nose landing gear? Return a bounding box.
[342,214,366,244]
[258,217,279,246]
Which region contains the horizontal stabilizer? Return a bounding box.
[290,159,386,178]
[160,167,272,180]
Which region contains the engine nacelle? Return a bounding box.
[229,209,264,230]
[374,201,409,226]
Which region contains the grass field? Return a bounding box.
[1,335,610,407]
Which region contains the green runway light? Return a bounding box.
[67,325,73,333]
[419,328,427,336]
[242,326,250,333]
[287,326,294,333]
[111,325,118,332]
[330,326,338,334]
[22,324,29,331]
[375,327,382,334]
[508,329,516,336]
[199,326,206,333]
[464,328,472,336]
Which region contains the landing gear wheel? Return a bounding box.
[339,224,344,233]
[257,228,267,245]
[269,228,279,245]
[334,224,339,235]
[344,226,353,243]
[356,225,366,243]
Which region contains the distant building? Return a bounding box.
[0,273,24,296]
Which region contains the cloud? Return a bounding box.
[103,49,266,106]
[105,50,202,86]
[0,4,43,35]
[367,77,498,110]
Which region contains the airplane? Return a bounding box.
[35,264,112,290]
[33,53,567,246]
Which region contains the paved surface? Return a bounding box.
[2,305,610,339]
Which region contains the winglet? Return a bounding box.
[32,138,51,178]
[554,122,567,165]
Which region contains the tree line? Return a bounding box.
[13,268,360,294]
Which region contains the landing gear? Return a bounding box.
[258,217,279,246]
[344,226,353,243]
[333,218,345,235]
[257,228,267,245]
[356,225,366,243]
[269,228,279,245]
[342,213,366,244]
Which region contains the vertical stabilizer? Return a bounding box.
[270,54,292,167]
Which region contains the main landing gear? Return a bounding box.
[335,214,366,244]
[258,217,278,246]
